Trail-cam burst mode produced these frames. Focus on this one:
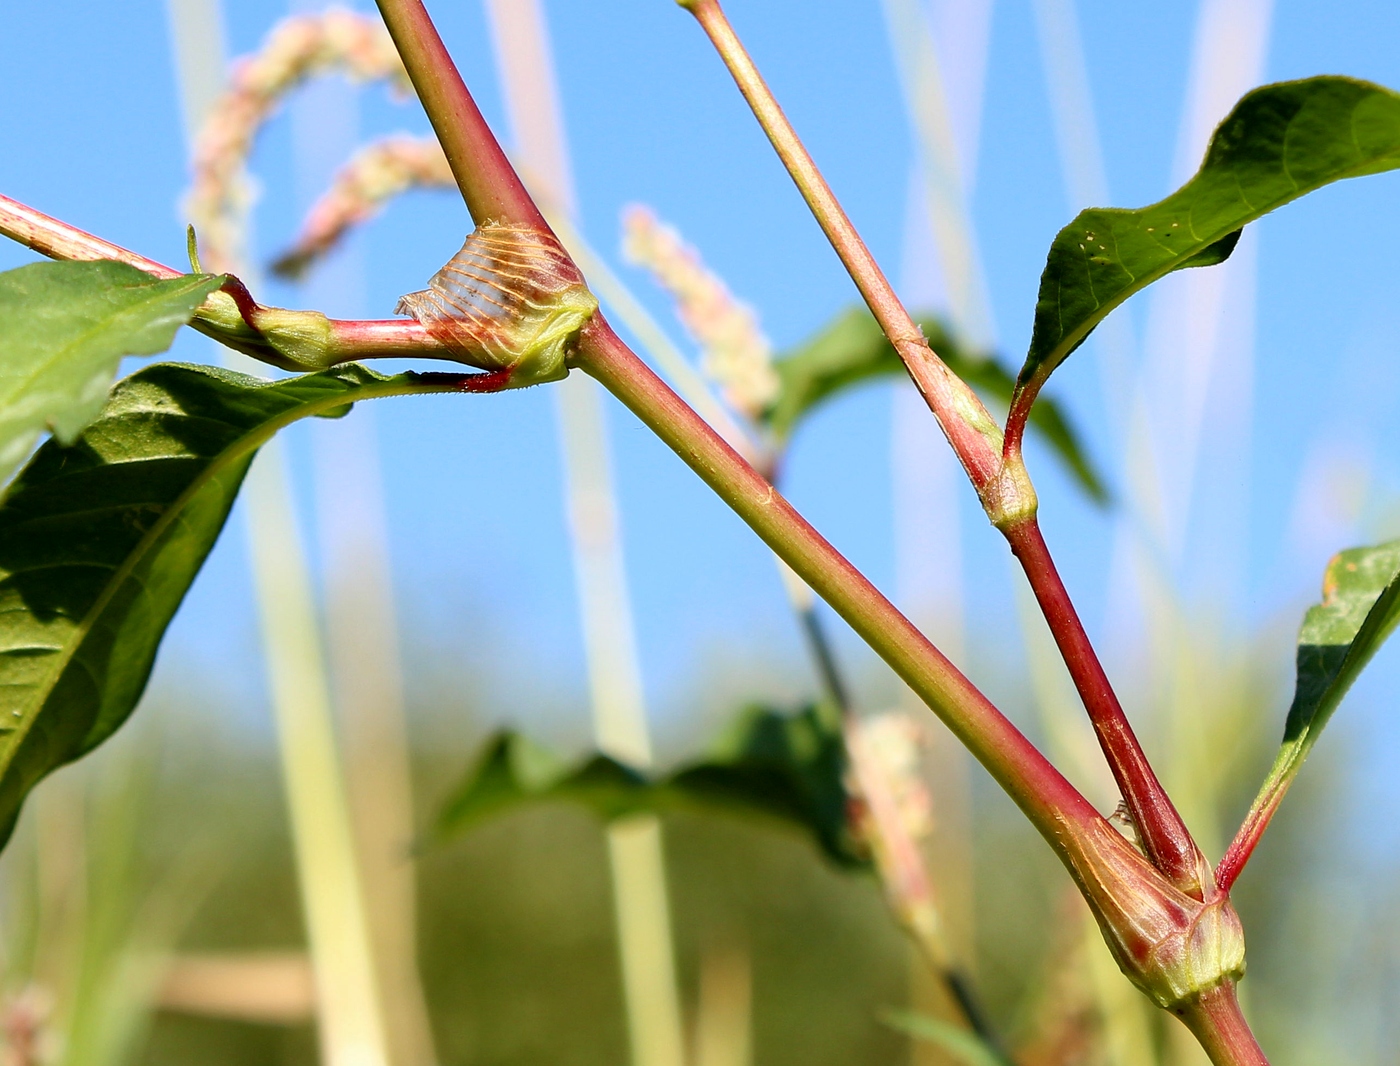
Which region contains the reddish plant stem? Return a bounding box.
[578,316,1104,843]
[364,0,1217,877]
[1003,515,1211,898]
[364,0,1113,843]
[372,0,551,235]
[267,12,1271,1062]
[0,192,179,278]
[679,0,1206,896]
[678,0,1005,495]
[1216,784,1289,893]
[0,192,454,365]
[1176,985,1269,1066]
[1004,385,1038,467]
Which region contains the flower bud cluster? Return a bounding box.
[844,712,943,955]
[621,205,779,421]
[186,8,412,272]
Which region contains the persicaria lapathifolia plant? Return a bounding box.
[5,1,1400,1062]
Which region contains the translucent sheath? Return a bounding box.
[395,222,597,385]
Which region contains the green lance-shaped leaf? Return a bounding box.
[437,703,866,867]
[1014,76,1400,420]
[1235,540,1400,856]
[762,307,1108,504]
[0,360,467,845]
[0,260,225,486]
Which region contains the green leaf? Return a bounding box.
[0,360,467,845]
[1240,540,1400,839]
[0,260,225,487]
[879,1010,1007,1066]
[762,308,1108,503]
[1017,76,1400,406]
[436,703,866,867]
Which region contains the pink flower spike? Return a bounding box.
[621,204,778,421]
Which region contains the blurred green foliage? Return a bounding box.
[0,631,1382,1066]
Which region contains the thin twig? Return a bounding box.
[676,0,1212,900]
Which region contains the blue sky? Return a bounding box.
[4,0,1400,851]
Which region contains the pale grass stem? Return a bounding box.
[166,7,402,1066]
[480,6,686,1066]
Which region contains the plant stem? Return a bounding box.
[1002,516,1210,898]
[1216,772,1290,893]
[260,8,1270,1058]
[0,192,454,366]
[370,0,1156,877]
[797,605,852,714]
[576,316,1097,841]
[676,0,1210,895]
[1176,985,1269,1066]
[677,0,1006,497]
[372,0,549,234]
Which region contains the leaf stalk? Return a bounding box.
[675,0,1207,901]
[1002,516,1212,899]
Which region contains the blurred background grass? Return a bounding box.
[0,636,1377,1066]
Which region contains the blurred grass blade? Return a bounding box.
[244,437,390,1066]
[880,1009,1006,1066]
[0,361,466,847]
[1224,540,1400,886]
[764,308,1107,503]
[436,704,864,867]
[0,260,222,485]
[1017,76,1400,412]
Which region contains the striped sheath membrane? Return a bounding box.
[395,222,595,383]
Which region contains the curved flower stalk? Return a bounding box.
[620,204,780,424]
[186,7,411,272]
[271,134,452,280]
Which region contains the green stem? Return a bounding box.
[363,4,1075,815]
[796,604,852,715]
[1176,985,1269,1066]
[677,0,1209,898]
[677,0,1006,497]
[314,9,1268,1060]
[575,315,1098,842]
